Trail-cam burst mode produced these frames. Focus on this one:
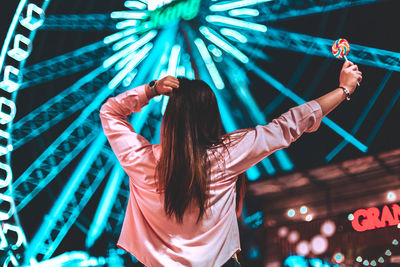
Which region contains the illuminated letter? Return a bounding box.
[367,207,385,229]
[20,3,44,31]
[352,209,370,232]
[0,162,12,188]
[7,34,31,62]
[381,205,398,226]
[0,66,20,93]
[392,204,400,221]
[0,97,16,124]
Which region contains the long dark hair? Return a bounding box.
[156,77,247,223]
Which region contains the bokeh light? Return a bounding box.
[296,240,310,256]
[278,226,289,238]
[310,235,328,255]
[288,230,300,244]
[288,209,295,217]
[333,252,344,263]
[321,220,336,237]
[387,191,396,201]
[300,206,308,214]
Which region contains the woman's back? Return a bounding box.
[99,77,323,266]
[116,142,240,267]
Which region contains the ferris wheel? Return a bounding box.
[1,0,399,266]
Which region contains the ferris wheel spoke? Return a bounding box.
[25,137,115,262]
[325,71,393,162]
[21,41,112,89]
[246,28,400,72]
[86,165,126,249]
[11,78,122,211]
[13,67,113,150]
[254,0,384,23]
[11,118,99,211]
[40,14,116,31]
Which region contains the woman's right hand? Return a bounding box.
[339,60,362,95]
[156,76,180,96]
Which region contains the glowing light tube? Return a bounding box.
[229,8,260,17]
[112,36,137,51]
[220,28,248,43]
[194,38,225,89]
[104,27,138,44]
[200,26,249,63]
[206,15,267,32]
[108,43,153,89]
[104,30,157,68]
[210,0,272,12]
[167,45,181,76]
[111,11,148,19]
[124,0,147,10]
[116,19,139,29]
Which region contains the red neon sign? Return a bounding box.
[351,204,400,232]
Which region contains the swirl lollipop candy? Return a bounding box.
[332,38,359,86]
[332,38,350,60]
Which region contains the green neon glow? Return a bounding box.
[139,0,200,32]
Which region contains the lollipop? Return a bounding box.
[332,38,360,86]
[331,38,350,60]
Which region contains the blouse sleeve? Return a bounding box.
[100,85,156,183]
[221,100,323,179]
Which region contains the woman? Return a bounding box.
[100,61,362,267]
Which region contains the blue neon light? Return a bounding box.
[209,0,272,12]
[229,8,260,17]
[325,71,392,161]
[220,28,248,43]
[206,15,267,32]
[199,26,249,63]
[194,38,225,89]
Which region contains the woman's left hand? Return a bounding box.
[156,76,180,96]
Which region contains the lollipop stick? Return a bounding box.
[344,55,360,86]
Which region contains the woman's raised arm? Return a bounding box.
[218,61,362,180]
[315,60,362,116]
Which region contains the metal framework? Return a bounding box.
[11,71,125,211]
[13,67,113,149]
[246,27,400,72]
[41,14,116,31]
[21,41,112,89]
[256,0,384,22]
[11,115,99,211]
[24,139,115,261]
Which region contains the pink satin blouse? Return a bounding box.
[99,85,323,267]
